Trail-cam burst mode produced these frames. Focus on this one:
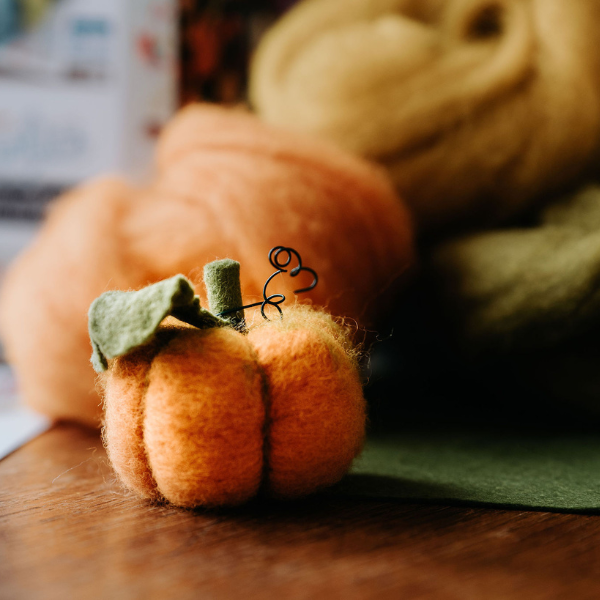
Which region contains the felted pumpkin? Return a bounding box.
[92,259,365,507]
[0,104,414,428]
[250,0,600,234]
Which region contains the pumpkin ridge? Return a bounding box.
[137,327,183,500]
[255,353,273,497]
[102,325,183,500]
[248,306,366,498]
[142,326,265,506]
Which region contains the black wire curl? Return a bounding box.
[217,246,318,320]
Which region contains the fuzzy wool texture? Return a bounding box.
[143,326,266,507]
[429,186,600,351]
[101,305,365,507]
[0,104,414,427]
[102,328,180,500]
[0,179,139,425]
[250,0,600,233]
[249,306,365,498]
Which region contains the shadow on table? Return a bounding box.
[330,473,462,502]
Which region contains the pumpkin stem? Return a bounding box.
[204,259,246,332]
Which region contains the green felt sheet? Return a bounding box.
[337,427,600,513]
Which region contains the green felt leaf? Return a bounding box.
[88,275,226,373]
[335,427,600,513]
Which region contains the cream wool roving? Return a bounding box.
[0,104,414,427]
[250,0,600,233]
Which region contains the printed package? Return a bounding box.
[0,0,178,220]
[0,0,177,359]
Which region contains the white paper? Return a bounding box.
[0,364,51,460]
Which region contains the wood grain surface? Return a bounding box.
[1,424,600,600]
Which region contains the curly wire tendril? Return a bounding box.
[217,246,318,320]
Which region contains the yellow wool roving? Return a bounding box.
[250,0,600,233]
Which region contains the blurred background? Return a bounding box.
[1,0,596,432]
[0,0,297,353]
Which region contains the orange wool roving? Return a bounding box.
[0,104,414,428]
[0,178,140,425]
[97,267,365,507]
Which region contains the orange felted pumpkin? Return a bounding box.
[0,104,414,428]
[92,256,365,507]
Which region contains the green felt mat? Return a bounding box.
[336,428,600,513]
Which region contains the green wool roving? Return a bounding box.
[430,186,600,351]
[88,273,226,372]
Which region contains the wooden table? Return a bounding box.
[1,424,599,599]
